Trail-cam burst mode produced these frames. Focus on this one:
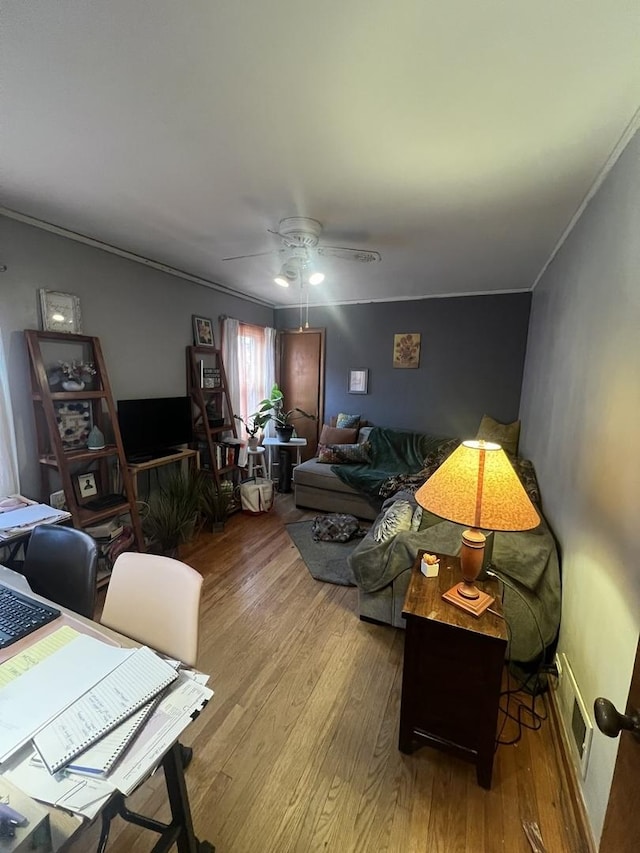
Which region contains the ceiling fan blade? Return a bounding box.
[221,250,277,261]
[317,246,382,263]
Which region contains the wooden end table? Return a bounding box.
[398,551,508,788]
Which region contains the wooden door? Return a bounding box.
[599,636,640,852]
[277,328,324,461]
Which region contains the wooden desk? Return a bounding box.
[0,498,72,571]
[398,551,507,789]
[126,447,200,498]
[0,564,214,852]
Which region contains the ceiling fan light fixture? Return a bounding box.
[274,260,299,287]
[308,270,325,285]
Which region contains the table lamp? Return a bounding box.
[414,440,540,616]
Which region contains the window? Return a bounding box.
[222,319,276,448]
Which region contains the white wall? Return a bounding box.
[519,130,640,842]
[0,215,274,498]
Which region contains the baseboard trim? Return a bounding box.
[547,689,598,853]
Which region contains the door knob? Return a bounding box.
[594,697,640,741]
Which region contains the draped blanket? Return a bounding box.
[349,493,561,664]
[332,427,450,497]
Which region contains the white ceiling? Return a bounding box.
[2,1,639,308]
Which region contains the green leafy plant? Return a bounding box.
[257,383,315,430]
[234,411,271,438]
[142,470,202,554]
[199,477,235,528]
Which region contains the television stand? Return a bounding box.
[126,448,200,499]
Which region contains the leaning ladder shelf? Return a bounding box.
[24,330,145,584]
[186,346,241,490]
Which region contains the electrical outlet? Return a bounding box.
[49,490,66,510]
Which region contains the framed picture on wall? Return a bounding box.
[348,368,369,394]
[393,333,421,368]
[39,290,83,334]
[192,315,215,347]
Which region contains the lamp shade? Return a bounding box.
[414,440,540,532]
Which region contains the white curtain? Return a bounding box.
[262,326,276,438]
[222,318,276,468]
[0,329,20,495]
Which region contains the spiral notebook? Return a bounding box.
[33,646,178,774]
[65,694,162,776]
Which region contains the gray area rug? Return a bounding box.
[286,520,359,586]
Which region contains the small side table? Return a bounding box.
[398,551,508,788]
[261,437,307,480]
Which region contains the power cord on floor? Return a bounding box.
[487,567,550,747]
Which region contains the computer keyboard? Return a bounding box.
[0,584,61,649]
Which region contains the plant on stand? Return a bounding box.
[257,383,315,442]
[234,412,270,450]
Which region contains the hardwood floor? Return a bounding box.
[71,495,588,852]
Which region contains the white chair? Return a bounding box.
[97,552,206,853]
[101,551,203,666]
[247,445,267,479]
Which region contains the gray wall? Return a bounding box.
[276,293,531,439]
[0,215,274,498]
[519,129,640,842]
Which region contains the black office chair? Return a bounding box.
[23,524,98,618]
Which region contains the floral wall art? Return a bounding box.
[393,333,421,368]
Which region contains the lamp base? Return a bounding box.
[442,582,495,618]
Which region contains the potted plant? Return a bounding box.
[199,476,235,532]
[257,383,315,442]
[234,412,270,449]
[142,470,202,555]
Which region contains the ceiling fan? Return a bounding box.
[222,217,381,287]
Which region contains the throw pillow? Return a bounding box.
[411,505,423,531]
[373,500,414,543]
[421,438,460,479]
[319,424,358,445]
[336,412,361,429]
[476,415,521,457]
[317,442,372,464]
[317,444,343,464]
[511,457,541,505]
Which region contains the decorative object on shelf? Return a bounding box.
[205,399,224,426]
[87,424,106,451]
[39,290,83,334]
[257,383,315,442]
[203,367,221,388]
[74,471,99,505]
[192,315,215,347]
[393,333,421,368]
[54,401,92,449]
[348,368,369,394]
[414,440,540,617]
[48,360,97,391]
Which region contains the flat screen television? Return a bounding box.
[117,396,193,462]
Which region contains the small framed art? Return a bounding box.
[39,290,83,334]
[192,315,215,347]
[74,471,99,505]
[393,333,421,368]
[54,401,92,449]
[348,368,369,394]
